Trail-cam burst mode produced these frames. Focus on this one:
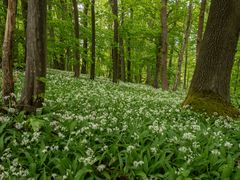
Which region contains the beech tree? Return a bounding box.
[81,1,89,74]
[110,0,119,83]
[90,0,96,80]
[18,0,47,112]
[183,0,240,117]
[196,0,207,62]
[2,0,16,106]
[173,0,193,91]
[160,0,169,90]
[72,0,80,78]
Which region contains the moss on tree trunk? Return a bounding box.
[183,91,240,118]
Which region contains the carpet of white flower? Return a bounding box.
[1,70,240,179]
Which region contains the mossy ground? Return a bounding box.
[183,91,240,118]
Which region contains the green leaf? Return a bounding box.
[29,117,45,131]
[74,167,92,180]
[135,171,148,180]
[0,123,7,135]
[221,164,233,179]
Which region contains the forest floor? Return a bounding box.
[1,70,240,179]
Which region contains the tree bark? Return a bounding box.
[20,0,27,63]
[72,0,80,78]
[160,0,169,90]
[119,9,125,82]
[126,8,133,82]
[111,0,119,83]
[153,35,161,88]
[127,37,131,82]
[81,1,89,74]
[18,0,47,113]
[90,0,96,80]
[172,0,192,91]
[146,64,152,85]
[0,0,8,66]
[2,0,16,106]
[196,0,207,62]
[183,0,240,117]
[183,45,188,89]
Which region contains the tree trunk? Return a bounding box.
[72,0,80,78]
[18,0,47,113]
[183,45,188,89]
[119,10,125,82]
[172,0,193,91]
[0,0,9,67]
[183,0,240,117]
[2,0,16,106]
[196,0,207,62]
[168,39,174,69]
[90,0,96,80]
[146,64,152,85]
[127,37,131,82]
[160,0,169,90]
[21,0,27,63]
[153,35,161,88]
[111,0,119,83]
[81,1,89,74]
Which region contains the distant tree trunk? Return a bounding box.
[153,35,161,88]
[126,8,133,82]
[173,0,192,91]
[90,0,96,80]
[49,23,57,67]
[2,0,16,106]
[183,45,188,89]
[0,0,9,66]
[183,0,240,117]
[119,10,125,81]
[18,0,47,112]
[72,0,80,78]
[146,64,152,85]
[160,0,169,90]
[234,60,240,94]
[111,0,119,83]
[127,37,131,82]
[21,0,27,63]
[168,43,174,68]
[196,0,207,62]
[81,1,89,74]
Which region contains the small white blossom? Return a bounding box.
[97,164,106,172]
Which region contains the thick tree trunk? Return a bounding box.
[18,0,47,113]
[160,0,169,90]
[81,1,89,74]
[183,0,240,117]
[21,0,27,63]
[196,0,207,62]
[72,0,80,78]
[173,0,192,91]
[153,35,161,88]
[2,0,16,106]
[111,0,119,83]
[90,0,96,80]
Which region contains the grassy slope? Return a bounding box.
[0,69,240,179]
